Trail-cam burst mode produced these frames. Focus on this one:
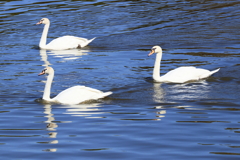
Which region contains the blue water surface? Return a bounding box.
[1,0,240,159]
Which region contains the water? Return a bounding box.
[1,0,240,159]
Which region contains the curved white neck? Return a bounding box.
[153,52,163,81]
[43,70,54,101]
[39,23,50,49]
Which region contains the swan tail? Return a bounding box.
[88,91,112,101]
[94,91,112,99]
[89,37,96,42]
[101,91,112,98]
[80,37,96,48]
[200,68,220,79]
[210,68,220,75]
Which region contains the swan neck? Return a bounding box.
[39,23,50,49]
[153,52,162,80]
[43,70,54,101]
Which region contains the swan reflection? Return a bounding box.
[151,81,212,121]
[39,49,89,66]
[152,83,167,120]
[152,83,165,103]
[48,49,88,60]
[43,104,58,152]
[167,81,210,101]
[41,103,103,152]
[39,49,51,66]
[59,103,104,118]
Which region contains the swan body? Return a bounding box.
[148,46,220,83]
[36,18,96,50]
[38,67,112,104]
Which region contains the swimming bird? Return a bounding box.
[36,18,96,50]
[148,45,220,83]
[38,67,112,104]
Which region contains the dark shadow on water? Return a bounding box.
[34,97,111,105]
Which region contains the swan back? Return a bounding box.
[160,67,208,83]
[53,86,112,104]
[46,36,96,50]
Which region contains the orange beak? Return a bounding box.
[148,49,155,57]
[36,21,42,25]
[38,70,46,76]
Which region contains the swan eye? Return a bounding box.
[42,69,47,73]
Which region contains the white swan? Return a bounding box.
[148,46,220,83]
[38,67,112,104]
[36,18,96,50]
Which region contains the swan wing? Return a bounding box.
[53,85,112,104]
[46,36,95,50]
[162,66,212,83]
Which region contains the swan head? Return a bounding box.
[36,18,50,25]
[148,46,162,56]
[38,66,54,76]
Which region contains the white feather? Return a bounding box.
[39,67,112,104]
[148,46,220,83]
[36,18,95,50]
